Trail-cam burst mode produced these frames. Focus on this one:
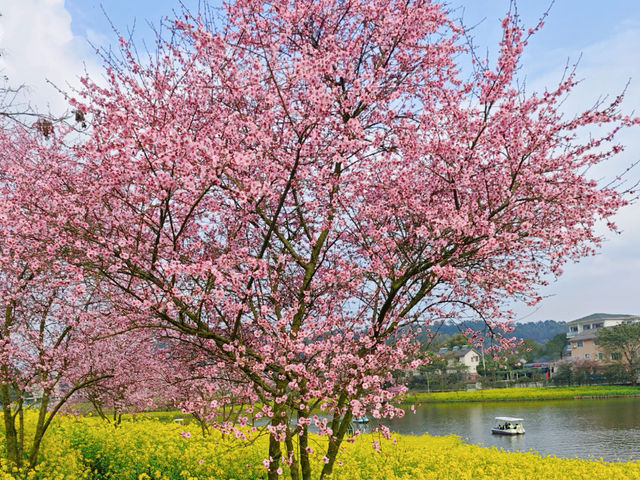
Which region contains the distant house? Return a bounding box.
[567,330,603,361]
[438,346,481,378]
[567,313,640,362]
[567,313,640,339]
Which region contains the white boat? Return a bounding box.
[491,416,525,435]
[347,416,370,434]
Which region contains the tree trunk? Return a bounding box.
[319,411,352,479]
[192,412,210,437]
[17,405,24,461]
[267,411,283,480]
[297,411,311,480]
[27,392,50,469]
[284,427,299,480]
[113,409,122,427]
[89,396,109,422]
[0,382,20,468]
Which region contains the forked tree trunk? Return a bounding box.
[319,411,352,479]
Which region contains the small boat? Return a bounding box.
[347,416,370,434]
[491,416,525,435]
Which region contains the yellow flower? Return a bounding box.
[5,409,640,479]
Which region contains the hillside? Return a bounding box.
[427,319,568,346]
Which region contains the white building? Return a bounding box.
[566,313,640,340]
[439,346,481,378]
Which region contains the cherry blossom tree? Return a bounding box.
[78,329,177,425]
[0,123,118,469]
[165,333,257,437]
[54,1,636,478]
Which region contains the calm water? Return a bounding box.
[382,397,640,461]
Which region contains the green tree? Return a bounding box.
[443,333,471,349]
[517,339,543,363]
[543,333,568,360]
[552,361,573,386]
[597,323,640,385]
[418,354,448,391]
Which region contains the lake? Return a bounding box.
[382,397,640,461]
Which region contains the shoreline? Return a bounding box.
[401,385,640,404]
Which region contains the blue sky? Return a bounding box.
[62,1,640,58]
[1,0,639,323]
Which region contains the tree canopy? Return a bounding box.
[0,0,637,477]
[597,323,640,385]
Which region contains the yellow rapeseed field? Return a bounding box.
[2,411,640,479]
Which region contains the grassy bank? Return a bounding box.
[402,385,640,404]
[2,411,640,479]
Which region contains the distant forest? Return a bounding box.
[425,320,568,346]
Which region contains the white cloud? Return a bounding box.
[0,0,98,116]
[512,26,640,322]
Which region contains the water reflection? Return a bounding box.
[383,398,640,461]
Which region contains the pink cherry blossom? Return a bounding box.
[4,0,633,478]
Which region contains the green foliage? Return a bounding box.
[551,363,574,386]
[597,323,640,359]
[424,320,568,346]
[512,321,569,345]
[597,323,640,385]
[543,333,568,360]
[597,322,640,347]
[518,339,543,363]
[441,334,471,349]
